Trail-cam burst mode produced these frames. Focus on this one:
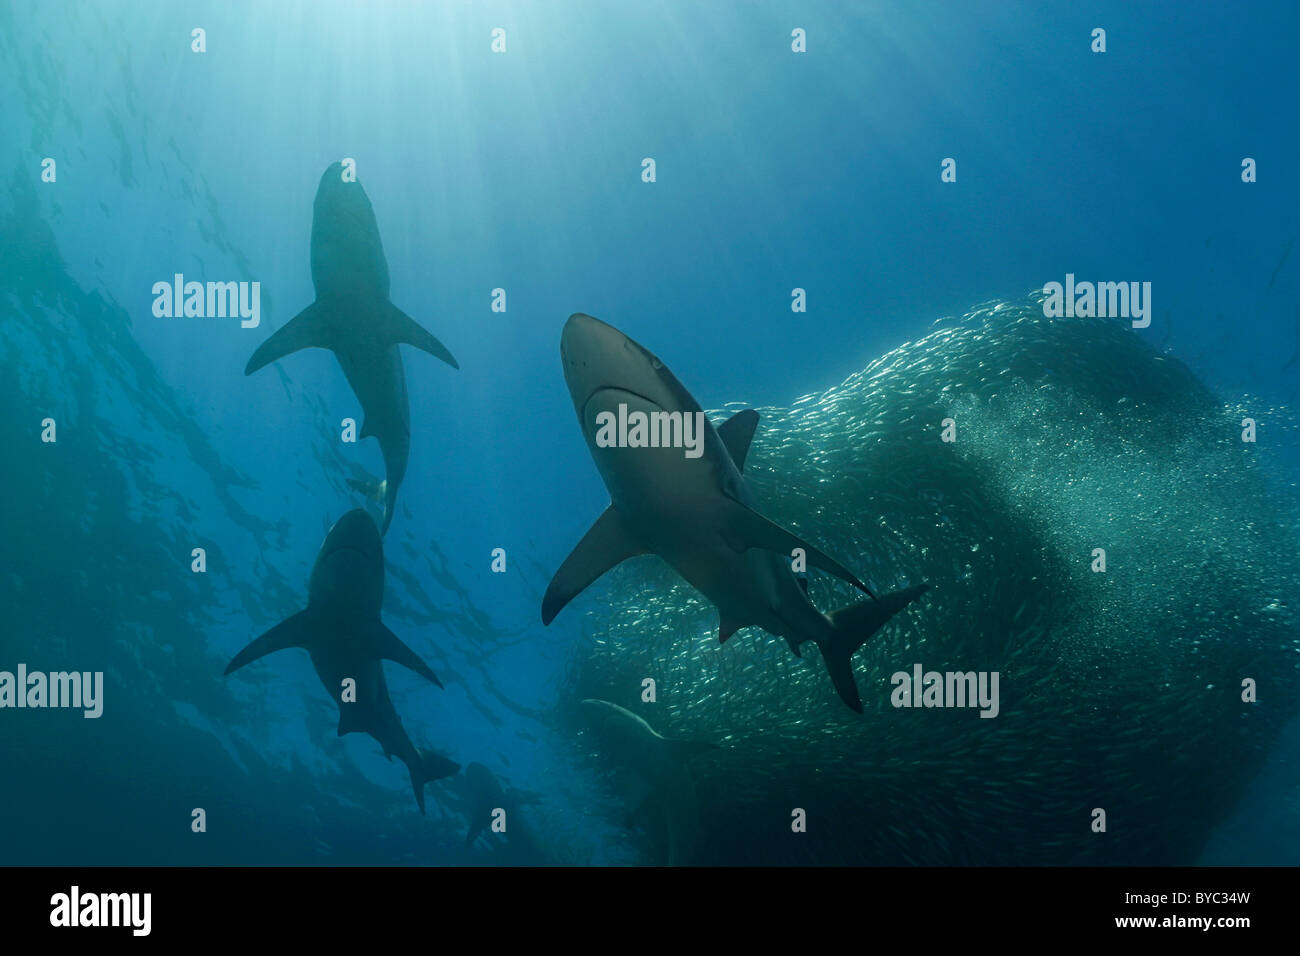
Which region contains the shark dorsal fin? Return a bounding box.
[718,500,876,599]
[224,610,313,675]
[542,506,646,624]
[716,409,759,472]
[372,622,443,688]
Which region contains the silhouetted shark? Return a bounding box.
[245,162,458,533]
[224,509,458,811]
[545,313,928,711]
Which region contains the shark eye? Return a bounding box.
[650,355,663,369]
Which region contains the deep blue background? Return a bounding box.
[0,1,1295,864]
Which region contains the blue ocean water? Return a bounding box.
[1,1,1297,865]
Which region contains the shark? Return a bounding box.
[460,762,545,859]
[544,313,929,712]
[244,162,459,534]
[224,509,458,813]
[580,699,718,866]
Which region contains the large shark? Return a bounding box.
[244,162,459,534]
[544,313,929,711]
[224,509,458,812]
[580,699,717,866]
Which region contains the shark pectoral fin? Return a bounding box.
[716,409,759,471]
[383,303,459,370]
[224,610,312,675]
[372,622,443,689]
[542,505,646,625]
[720,501,876,599]
[244,302,330,375]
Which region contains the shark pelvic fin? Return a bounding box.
[820,583,931,712]
[224,610,312,675]
[372,622,443,688]
[542,505,646,624]
[719,500,876,599]
[244,302,331,375]
[716,409,759,471]
[381,303,459,370]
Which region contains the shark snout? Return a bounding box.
[560,313,608,368]
[560,313,673,415]
[321,509,383,564]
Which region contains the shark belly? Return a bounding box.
[333,331,411,484]
[583,390,797,638]
[311,645,417,762]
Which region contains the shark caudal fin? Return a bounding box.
[410,750,460,815]
[819,584,931,713]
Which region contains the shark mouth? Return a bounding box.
[581,385,666,422]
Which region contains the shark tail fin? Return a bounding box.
[410,750,460,815]
[821,584,931,713]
